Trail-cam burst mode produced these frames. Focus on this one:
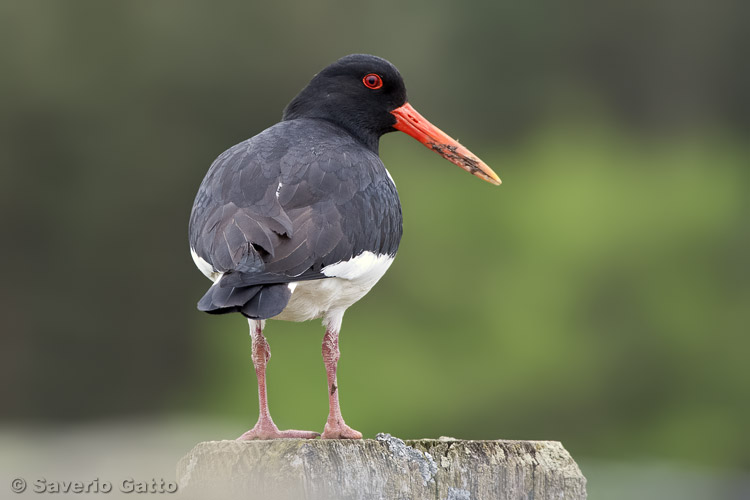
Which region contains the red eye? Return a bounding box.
[362,73,383,89]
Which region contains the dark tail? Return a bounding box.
[197,278,292,319]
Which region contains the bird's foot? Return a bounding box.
[237,420,320,440]
[321,418,363,439]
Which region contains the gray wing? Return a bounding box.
[188,119,402,318]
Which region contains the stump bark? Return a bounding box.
[176,433,586,500]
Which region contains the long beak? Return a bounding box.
[390,102,501,185]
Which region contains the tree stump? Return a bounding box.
[176,433,586,499]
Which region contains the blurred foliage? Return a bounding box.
[0,0,748,474]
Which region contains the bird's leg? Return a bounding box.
[321,319,362,439]
[238,319,320,440]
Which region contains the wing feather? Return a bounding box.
[189,119,402,294]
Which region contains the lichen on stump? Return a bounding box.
[176,433,586,500]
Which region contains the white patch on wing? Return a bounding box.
[272,251,394,324]
[190,247,223,282]
[384,167,396,187]
[322,251,394,280]
[275,182,283,199]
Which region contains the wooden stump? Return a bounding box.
[176,433,586,499]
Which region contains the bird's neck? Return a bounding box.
[282,98,381,154]
[288,115,382,154]
[334,120,381,154]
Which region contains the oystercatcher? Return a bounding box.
[189,54,500,440]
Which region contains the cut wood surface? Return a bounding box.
[176,433,586,500]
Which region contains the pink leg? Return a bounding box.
[321,326,362,439]
[238,320,320,440]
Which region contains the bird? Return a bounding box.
[189,54,500,440]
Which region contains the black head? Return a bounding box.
[282,54,408,152]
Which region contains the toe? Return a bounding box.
[237,428,320,440]
[321,422,363,439]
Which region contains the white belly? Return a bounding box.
[273,251,394,322]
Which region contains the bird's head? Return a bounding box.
[283,54,500,185]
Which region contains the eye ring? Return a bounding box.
[362,73,383,90]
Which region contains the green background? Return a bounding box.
[1,1,748,498]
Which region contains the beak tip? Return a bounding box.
[482,169,502,186]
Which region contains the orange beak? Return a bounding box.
[390,102,501,186]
